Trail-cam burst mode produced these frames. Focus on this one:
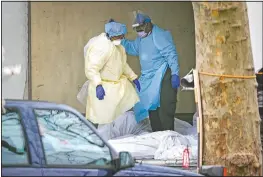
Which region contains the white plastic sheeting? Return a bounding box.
[105,112,198,160]
[108,130,198,160]
[174,117,196,135]
[77,80,89,107]
[154,132,197,160]
[97,111,152,141]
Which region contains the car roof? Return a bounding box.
[4,99,82,116]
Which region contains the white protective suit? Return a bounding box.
[84,33,139,124]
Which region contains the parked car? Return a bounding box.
[2,99,222,176]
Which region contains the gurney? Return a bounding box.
[97,111,198,169]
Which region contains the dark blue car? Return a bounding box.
[1,99,212,176]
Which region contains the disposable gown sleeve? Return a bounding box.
[154,31,179,76]
[85,44,109,86]
[121,38,140,56]
[121,47,138,81]
[123,63,138,81]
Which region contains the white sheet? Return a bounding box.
[108,130,198,160]
[105,112,198,161]
[97,111,152,141]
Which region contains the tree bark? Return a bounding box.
[192,2,262,176]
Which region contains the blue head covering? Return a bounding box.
[133,13,151,26]
[105,19,127,38]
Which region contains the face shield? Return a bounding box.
[130,10,153,38]
[131,10,150,27]
[133,23,147,32]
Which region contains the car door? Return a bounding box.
[32,108,116,176]
[2,107,42,176]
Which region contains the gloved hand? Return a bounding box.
[171,74,180,89]
[96,85,105,100]
[133,79,141,92]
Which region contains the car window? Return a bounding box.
[2,109,29,165]
[34,109,113,168]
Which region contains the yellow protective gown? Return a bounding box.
[85,33,139,124]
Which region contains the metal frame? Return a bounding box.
[193,69,203,173]
[27,2,32,100]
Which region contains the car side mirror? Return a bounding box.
[199,165,226,176]
[118,151,135,170]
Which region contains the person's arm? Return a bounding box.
[120,46,138,81]
[123,63,138,81]
[85,44,109,86]
[154,31,179,76]
[121,37,140,57]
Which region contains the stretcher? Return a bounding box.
[135,159,198,173]
[136,158,197,168]
[134,69,200,173]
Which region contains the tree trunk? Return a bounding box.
[192,2,262,176]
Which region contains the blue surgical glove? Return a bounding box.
[96,85,105,100]
[133,79,141,92]
[171,74,180,89]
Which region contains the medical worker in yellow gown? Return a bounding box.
[84,19,140,125]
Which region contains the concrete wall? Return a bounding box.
[31,2,196,113]
[2,2,28,99]
[247,2,262,72]
[2,2,261,115]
